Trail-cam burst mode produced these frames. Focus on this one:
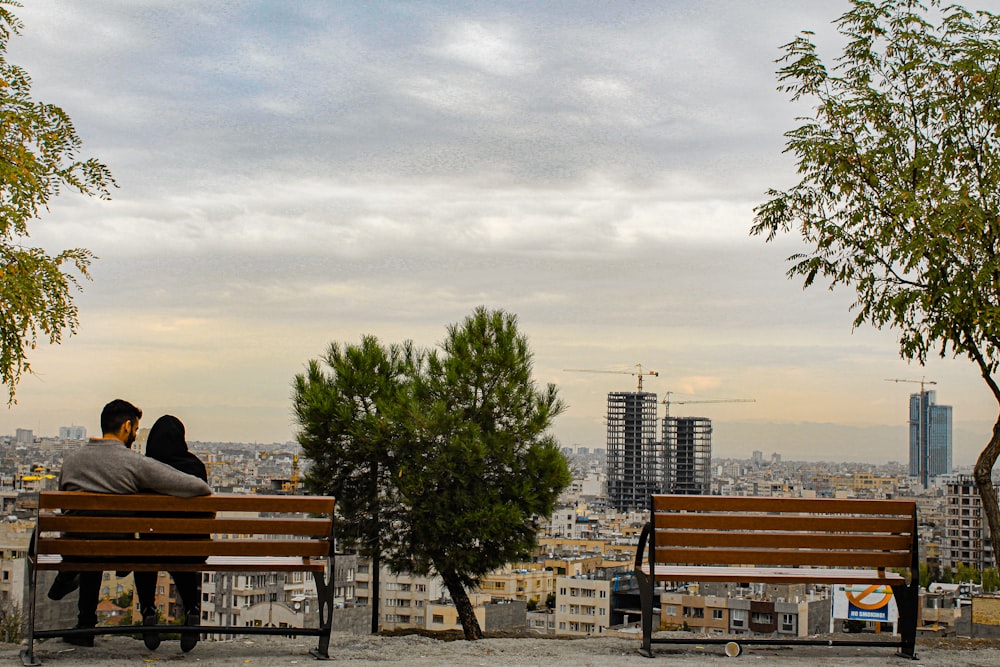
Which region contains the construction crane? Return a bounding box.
[885,377,937,392]
[660,392,756,419]
[564,364,660,391]
[886,377,937,489]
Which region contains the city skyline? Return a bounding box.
[1,1,998,466]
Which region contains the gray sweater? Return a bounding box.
[59,439,211,497]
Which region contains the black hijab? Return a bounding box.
[146,415,207,482]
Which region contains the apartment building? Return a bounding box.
[554,575,613,636]
[661,585,829,638]
[944,475,997,571]
[479,565,557,606]
[354,564,529,632]
[661,592,728,633]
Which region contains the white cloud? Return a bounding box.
[3,0,995,458]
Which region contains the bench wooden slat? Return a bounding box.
[663,531,914,551]
[38,491,335,514]
[653,546,912,569]
[639,564,906,584]
[38,515,332,536]
[652,495,916,515]
[35,554,327,572]
[36,538,330,558]
[655,514,913,533]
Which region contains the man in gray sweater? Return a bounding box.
[51,399,211,646]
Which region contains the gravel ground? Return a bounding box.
[6,633,1000,667]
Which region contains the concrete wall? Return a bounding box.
[20,568,77,637]
[972,596,1000,639]
[484,600,527,633]
[805,599,830,636]
[331,605,371,635]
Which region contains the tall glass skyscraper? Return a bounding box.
[909,390,952,488]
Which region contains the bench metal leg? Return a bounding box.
[22,529,40,667]
[892,582,918,660]
[635,569,655,658]
[309,568,334,660]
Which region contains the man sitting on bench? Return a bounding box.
[49,399,211,647]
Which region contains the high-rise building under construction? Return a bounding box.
[663,416,712,495]
[605,392,661,511]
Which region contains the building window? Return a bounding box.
[432,615,444,624]
[751,612,772,625]
[712,609,724,620]
[781,613,795,632]
[731,609,746,628]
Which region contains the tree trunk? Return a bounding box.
[371,549,381,634]
[440,568,483,640]
[973,414,1000,568]
[370,462,381,635]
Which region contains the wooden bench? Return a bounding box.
[22,491,336,666]
[633,495,919,659]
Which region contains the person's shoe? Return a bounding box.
[141,608,160,651]
[47,572,80,600]
[180,609,200,653]
[62,626,94,647]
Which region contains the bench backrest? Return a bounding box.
[649,494,918,570]
[35,491,335,560]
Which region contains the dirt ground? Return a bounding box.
[5,633,1000,667]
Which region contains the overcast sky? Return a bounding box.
[3,0,998,465]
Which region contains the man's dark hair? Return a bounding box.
[100,399,142,434]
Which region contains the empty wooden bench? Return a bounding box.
[633,494,918,659]
[22,491,336,666]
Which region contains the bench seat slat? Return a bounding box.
[639,564,906,584]
[35,554,327,572]
[38,491,334,514]
[652,495,916,515]
[653,547,912,569]
[38,515,332,536]
[36,538,330,558]
[663,531,913,551]
[655,514,913,533]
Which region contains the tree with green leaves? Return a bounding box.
[0,0,116,402]
[292,335,419,634]
[388,307,570,640]
[983,566,1000,592]
[752,0,1000,550]
[294,308,570,640]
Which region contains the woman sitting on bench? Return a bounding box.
[134,415,208,653]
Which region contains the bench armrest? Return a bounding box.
[634,522,651,570]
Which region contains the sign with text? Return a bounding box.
[832,584,898,624]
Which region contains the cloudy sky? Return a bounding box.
[3,0,998,465]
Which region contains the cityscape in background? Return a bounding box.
[2,385,998,641]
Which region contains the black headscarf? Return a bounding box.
[146,415,207,482]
